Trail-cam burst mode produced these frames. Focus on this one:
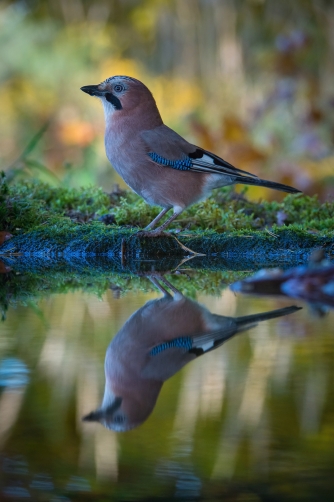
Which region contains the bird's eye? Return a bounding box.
[113,84,124,93]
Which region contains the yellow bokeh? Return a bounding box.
[100,58,203,124]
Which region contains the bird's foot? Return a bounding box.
[135,229,172,238]
[135,229,205,256]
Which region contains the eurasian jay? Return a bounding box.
[81,76,301,234]
[82,276,301,431]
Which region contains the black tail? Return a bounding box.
[235,306,302,327]
[235,175,301,194]
[191,306,301,356]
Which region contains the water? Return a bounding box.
[1,266,334,501]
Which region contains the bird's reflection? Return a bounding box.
[83,276,301,432]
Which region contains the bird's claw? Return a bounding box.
[135,229,173,238]
[134,229,205,257]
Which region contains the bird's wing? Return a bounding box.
[141,327,241,380]
[149,323,246,359]
[140,312,264,380]
[147,306,301,364]
[141,125,258,179]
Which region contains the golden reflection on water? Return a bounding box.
[1,285,334,499]
[0,388,25,449]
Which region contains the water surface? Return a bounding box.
[1,269,334,501]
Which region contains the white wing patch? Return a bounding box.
[201,153,216,165]
[199,341,215,352]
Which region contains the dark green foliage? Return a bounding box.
[0,259,248,320]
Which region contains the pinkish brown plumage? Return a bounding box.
[81,76,301,233]
[82,276,301,431]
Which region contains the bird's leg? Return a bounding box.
[149,275,184,299]
[159,276,184,298]
[136,209,204,256]
[135,208,179,237]
[149,210,181,234]
[149,211,205,255]
[149,276,172,297]
[145,207,170,230]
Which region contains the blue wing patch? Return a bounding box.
[148,152,192,171]
[148,147,259,178]
[150,336,193,356]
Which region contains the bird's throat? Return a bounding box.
[105,93,122,110]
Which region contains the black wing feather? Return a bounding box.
[189,148,258,178]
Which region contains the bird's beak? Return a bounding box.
[80,85,105,97]
[82,396,123,422]
[82,408,104,422]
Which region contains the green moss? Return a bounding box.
[1,176,334,238]
[1,176,333,316]
[0,265,247,320]
[0,173,114,232]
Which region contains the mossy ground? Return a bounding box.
[1,173,334,238]
[1,174,334,317]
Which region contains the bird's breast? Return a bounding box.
[104,132,208,209]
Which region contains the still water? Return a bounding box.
[1,267,334,501]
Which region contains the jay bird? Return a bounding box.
[81,76,301,234]
[82,276,301,431]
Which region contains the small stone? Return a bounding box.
[98,214,115,225]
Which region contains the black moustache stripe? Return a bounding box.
[105,93,122,110]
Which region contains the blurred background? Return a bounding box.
[2,3,334,499]
[1,0,334,199]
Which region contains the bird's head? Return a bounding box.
[82,383,161,432]
[81,75,162,125]
[82,395,131,432]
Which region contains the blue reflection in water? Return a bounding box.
[2,456,28,475]
[65,476,91,492]
[30,473,54,491]
[175,471,202,499]
[0,358,29,388]
[3,486,30,498]
[156,460,202,499]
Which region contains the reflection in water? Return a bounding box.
[83,277,301,431]
[0,358,29,449]
[231,259,334,315]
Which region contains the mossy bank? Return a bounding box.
[0,174,334,259]
[1,175,334,318]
